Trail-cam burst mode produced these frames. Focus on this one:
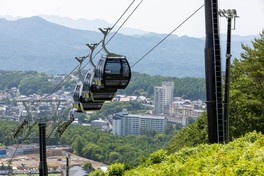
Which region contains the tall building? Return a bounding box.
[112,110,167,136]
[154,82,174,114]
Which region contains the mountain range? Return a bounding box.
[0,16,256,77]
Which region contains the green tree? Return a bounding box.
[229,31,264,138]
[83,162,94,172]
[108,152,121,163]
[72,136,85,155]
[143,149,167,166]
[82,143,103,161]
[107,163,126,176]
[90,169,106,176]
[166,114,208,153]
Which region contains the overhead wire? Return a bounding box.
[45,1,143,172]
[131,4,204,68]
[8,0,138,171]
[37,0,138,101]
[47,0,140,139]
[106,0,144,46]
[42,3,203,173]
[80,0,143,70]
[33,0,138,121]
[7,2,203,173]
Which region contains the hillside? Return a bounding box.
[0,16,255,77]
[92,131,264,176]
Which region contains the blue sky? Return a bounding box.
[0,0,263,37]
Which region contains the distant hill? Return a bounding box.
[40,15,148,36]
[0,16,255,77]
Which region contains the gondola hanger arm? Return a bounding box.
[86,43,98,68]
[99,27,122,57]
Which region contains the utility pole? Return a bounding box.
[219,9,239,143]
[63,151,71,176]
[15,99,66,176]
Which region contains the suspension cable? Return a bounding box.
[106,0,144,45]
[45,1,143,161]
[80,0,144,71]
[131,4,204,68]
[8,0,138,170]
[39,0,137,102]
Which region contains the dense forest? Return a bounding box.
[89,31,264,175]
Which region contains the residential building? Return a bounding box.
[167,98,205,126]
[112,109,167,136]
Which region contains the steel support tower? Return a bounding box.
[204,0,224,143]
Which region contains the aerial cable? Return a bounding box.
[46,0,141,146]
[8,0,138,170]
[33,0,136,102]
[111,0,136,32]
[83,0,137,60]
[14,0,137,135]
[80,0,143,70]
[43,0,137,95]
[106,0,144,46]
[42,0,139,139]
[131,4,204,68]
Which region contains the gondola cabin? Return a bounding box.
[95,55,131,89]
[73,82,103,112]
[83,69,118,102]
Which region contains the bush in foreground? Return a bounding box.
[92,131,263,176]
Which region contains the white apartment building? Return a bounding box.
[154,82,174,114]
[112,110,167,136]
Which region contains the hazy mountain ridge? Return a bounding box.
[0,16,255,77]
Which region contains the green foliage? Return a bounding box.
[124,131,264,176]
[142,149,167,166]
[0,120,18,145]
[107,163,126,176]
[118,72,206,100]
[18,73,56,95]
[100,101,146,116]
[166,114,208,153]
[0,70,57,95]
[83,162,94,172]
[229,31,264,138]
[90,169,106,176]
[166,32,264,154]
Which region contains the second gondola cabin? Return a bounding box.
[73,82,103,112]
[95,55,131,89]
[83,69,117,102]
